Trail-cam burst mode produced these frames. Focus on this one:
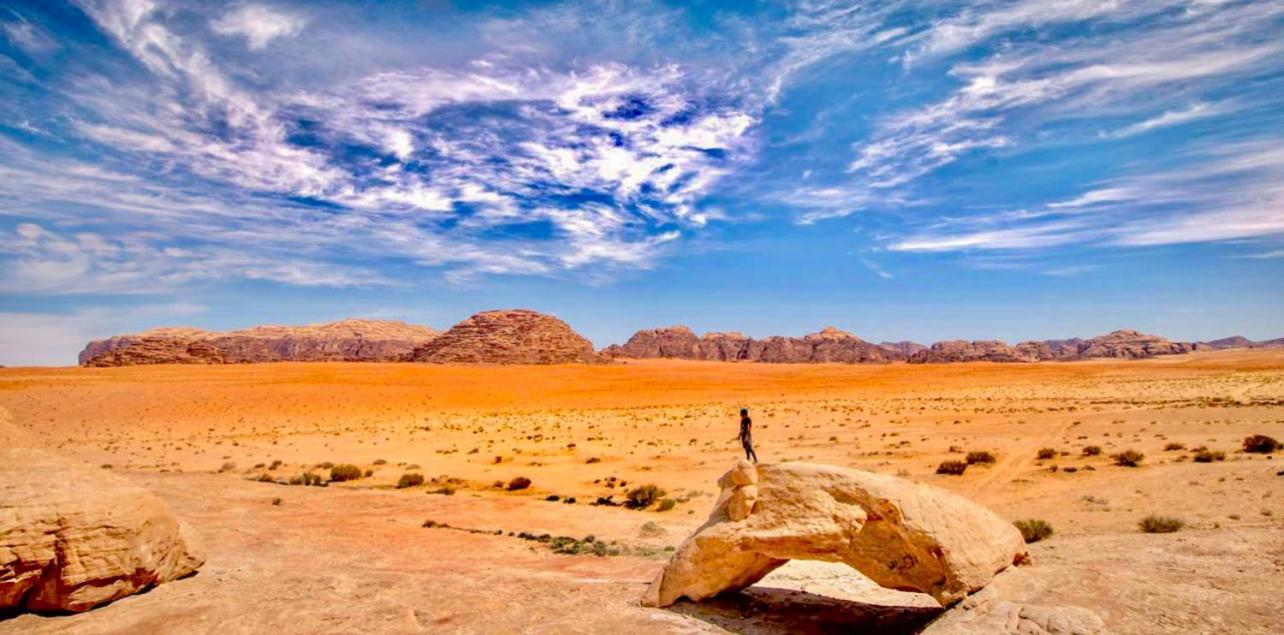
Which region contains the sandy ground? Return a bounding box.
[2,350,1282,633]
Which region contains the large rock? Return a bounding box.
[642,461,1027,609]
[1,444,205,612]
[602,326,701,360]
[405,309,600,364]
[80,319,439,366]
[879,340,928,357]
[922,587,1104,634]
[910,340,1034,364]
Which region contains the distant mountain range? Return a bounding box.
[77,312,1281,367]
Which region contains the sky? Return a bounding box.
[0,0,1282,366]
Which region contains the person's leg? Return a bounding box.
[745,439,758,464]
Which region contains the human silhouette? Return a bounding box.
[739,408,758,463]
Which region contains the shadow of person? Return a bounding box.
[666,586,943,635]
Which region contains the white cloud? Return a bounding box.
[211,4,307,50]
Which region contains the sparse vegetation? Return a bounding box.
[1082,445,1102,457]
[397,472,425,488]
[1243,435,1280,454]
[1036,448,1056,460]
[936,460,967,475]
[506,476,532,491]
[329,464,363,482]
[1014,519,1054,543]
[1139,515,1184,533]
[1164,442,1186,451]
[657,498,677,512]
[1193,450,1225,463]
[1112,450,1145,467]
[626,484,665,508]
[965,451,995,465]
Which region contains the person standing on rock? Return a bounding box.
[739,408,758,464]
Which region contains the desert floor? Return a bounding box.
[2,350,1283,633]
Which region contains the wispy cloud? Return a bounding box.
[0,302,206,366]
[211,4,307,50]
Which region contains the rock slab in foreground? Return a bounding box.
[0,447,205,613]
[405,309,600,364]
[642,461,1027,609]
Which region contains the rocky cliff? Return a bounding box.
[603,326,900,363]
[404,309,600,364]
[80,319,439,366]
[1195,335,1284,350]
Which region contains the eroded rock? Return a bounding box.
[405,309,600,364]
[642,462,1027,609]
[922,587,1105,634]
[1,442,205,613]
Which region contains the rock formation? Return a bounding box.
[405,309,600,364]
[641,461,1027,609]
[1196,335,1284,350]
[1,408,205,613]
[910,330,1193,363]
[879,340,928,357]
[80,319,439,366]
[604,326,901,364]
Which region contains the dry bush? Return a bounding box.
[1112,450,1144,467]
[626,484,665,508]
[1014,519,1054,543]
[329,464,362,482]
[397,472,425,489]
[1139,515,1184,534]
[936,460,967,475]
[1164,442,1186,451]
[966,451,995,465]
[1193,450,1226,463]
[1036,448,1057,460]
[1243,435,1280,454]
[1082,446,1102,457]
[506,476,532,491]
[657,498,677,512]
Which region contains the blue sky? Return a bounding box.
[1,0,1282,365]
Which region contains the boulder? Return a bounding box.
[1,446,205,613]
[405,309,600,364]
[642,462,1027,609]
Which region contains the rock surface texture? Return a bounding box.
[81,319,439,366]
[0,420,205,612]
[642,461,1027,609]
[405,309,600,364]
[604,326,901,364]
[922,587,1105,634]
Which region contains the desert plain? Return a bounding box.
[2,349,1283,634]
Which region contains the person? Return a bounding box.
[739,408,758,464]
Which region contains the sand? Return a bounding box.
[1,349,1282,633]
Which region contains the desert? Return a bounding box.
[3,347,1282,633]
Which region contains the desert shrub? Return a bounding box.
[1036,448,1056,460]
[364,469,374,477]
[373,458,387,465]
[397,472,425,489]
[966,451,995,465]
[319,461,335,469]
[257,473,274,482]
[585,457,601,464]
[1014,519,1054,543]
[936,460,967,475]
[271,497,282,506]
[1164,442,1186,451]
[1112,450,1144,467]
[1139,515,1184,534]
[657,498,677,512]
[220,461,238,472]
[422,519,448,529]
[626,484,665,509]
[1082,445,1102,457]
[1193,450,1226,463]
[1243,435,1280,454]
[329,464,363,482]
[506,476,532,491]
[546,494,560,501]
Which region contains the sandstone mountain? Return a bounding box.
[603,326,900,364]
[404,309,600,364]
[80,319,440,366]
[1196,335,1284,350]
[909,330,1193,363]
